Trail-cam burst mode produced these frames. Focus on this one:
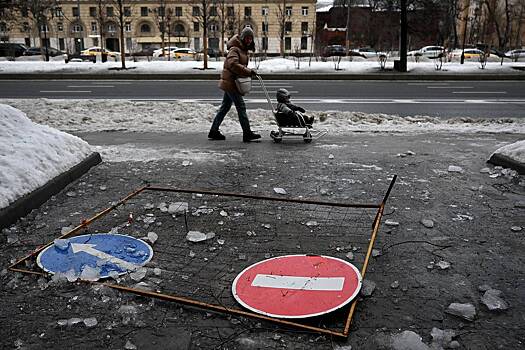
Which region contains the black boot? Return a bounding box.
[208,129,226,140]
[243,132,261,142]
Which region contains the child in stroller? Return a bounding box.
[275,88,315,128]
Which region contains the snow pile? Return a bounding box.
[491,139,525,163]
[0,57,523,75]
[2,99,524,135]
[0,104,92,209]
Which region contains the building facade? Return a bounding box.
[0,0,316,55]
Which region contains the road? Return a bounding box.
[1,79,524,118]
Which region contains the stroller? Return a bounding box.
[256,75,326,143]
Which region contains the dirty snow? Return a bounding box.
[491,139,525,163]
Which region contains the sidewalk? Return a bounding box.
[1,132,524,349]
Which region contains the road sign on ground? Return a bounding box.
[37,233,153,278]
[232,254,362,318]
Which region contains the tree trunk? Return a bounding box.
[118,0,126,69]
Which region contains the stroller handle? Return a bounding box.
[255,74,275,114]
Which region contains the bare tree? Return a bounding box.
[107,0,133,69]
[276,0,288,57]
[192,0,213,69]
[481,0,513,49]
[15,0,57,61]
[216,0,238,56]
[94,0,108,52]
[151,0,171,59]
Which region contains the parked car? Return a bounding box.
[450,48,484,59]
[322,45,346,57]
[0,43,28,57]
[132,47,156,57]
[23,46,65,57]
[152,46,179,57]
[351,47,379,58]
[201,48,222,59]
[81,46,120,58]
[171,48,196,60]
[506,49,525,60]
[407,46,445,58]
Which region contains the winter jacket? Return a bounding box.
[276,102,306,117]
[218,35,254,94]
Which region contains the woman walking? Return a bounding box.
[208,27,260,142]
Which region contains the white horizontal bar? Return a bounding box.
[251,274,345,291]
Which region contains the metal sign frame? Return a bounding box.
[8,175,396,338]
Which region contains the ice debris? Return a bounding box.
[436,261,451,270]
[430,327,456,350]
[392,330,429,350]
[385,219,400,227]
[306,220,318,227]
[390,280,400,289]
[420,219,434,228]
[146,231,158,244]
[360,279,376,297]
[79,266,101,281]
[372,249,382,257]
[345,252,354,261]
[130,268,147,282]
[168,202,188,214]
[83,317,98,328]
[448,165,464,173]
[510,226,522,232]
[186,231,215,242]
[481,289,509,311]
[445,302,476,321]
[220,210,228,217]
[182,160,191,167]
[124,340,137,350]
[53,239,70,251]
[328,154,335,159]
[273,187,287,195]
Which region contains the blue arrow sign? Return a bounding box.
[37,233,153,279]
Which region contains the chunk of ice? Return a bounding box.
[130,268,147,282]
[168,202,188,214]
[392,330,429,350]
[83,317,98,328]
[445,302,476,321]
[53,239,70,251]
[273,187,287,195]
[147,231,158,244]
[79,266,101,281]
[481,289,509,311]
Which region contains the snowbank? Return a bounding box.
[492,140,525,163]
[0,57,523,75]
[0,104,92,209]
[2,99,524,135]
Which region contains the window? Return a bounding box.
[125,22,131,32]
[72,7,79,17]
[285,21,292,33]
[175,7,182,17]
[301,22,308,33]
[209,23,218,32]
[262,22,268,33]
[59,38,65,51]
[140,23,150,33]
[92,38,98,47]
[210,6,217,16]
[0,22,7,32]
[261,7,269,16]
[157,6,165,17]
[55,7,63,18]
[57,22,63,32]
[40,24,49,33]
[141,7,148,17]
[285,37,291,50]
[174,23,185,36]
[194,37,200,51]
[285,6,292,16]
[91,22,97,32]
[193,22,199,32]
[124,7,131,17]
[72,24,83,33]
[301,36,307,50]
[107,7,114,17]
[227,7,234,16]
[244,7,251,17]
[302,7,308,16]
[159,21,165,32]
[107,24,116,33]
[89,7,96,17]
[262,37,268,50]
[22,22,30,32]
[193,7,200,16]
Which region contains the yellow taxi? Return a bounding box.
[81,46,120,58]
[171,48,196,60]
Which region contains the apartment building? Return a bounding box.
[0,1,316,55]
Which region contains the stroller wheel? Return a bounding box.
[270,131,282,143]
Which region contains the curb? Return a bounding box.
[0,73,524,81]
[0,152,102,231]
[487,153,525,175]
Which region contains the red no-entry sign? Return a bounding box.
[232,254,362,318]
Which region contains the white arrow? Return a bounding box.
[251,274,345,291]
[71,243,140,271]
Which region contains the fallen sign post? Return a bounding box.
[232,255,362,318]
[36,233,153,278]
